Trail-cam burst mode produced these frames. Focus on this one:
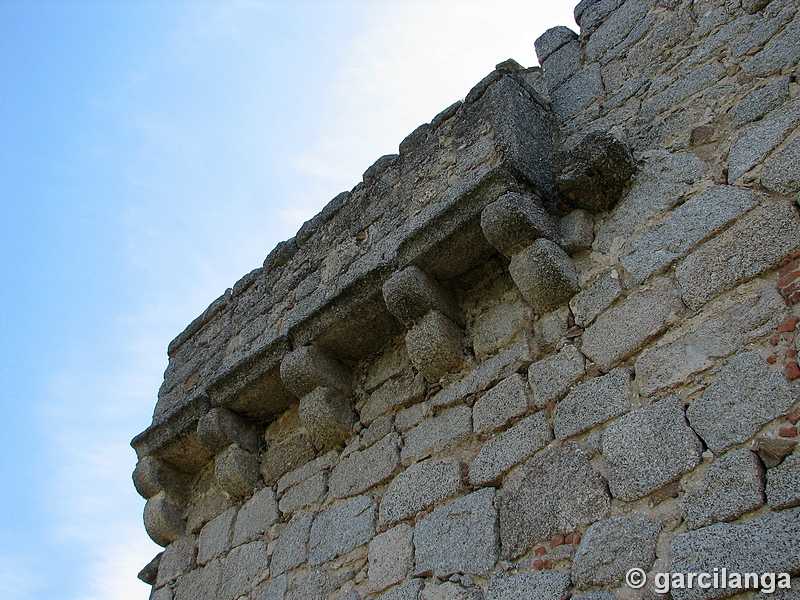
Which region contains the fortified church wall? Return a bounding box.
[132,0,800,598]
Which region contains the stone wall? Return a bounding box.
[132,0,800,598]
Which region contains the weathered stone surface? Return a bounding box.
[261,431,316,485]
[581,277,683,371]
[730,79,790,127]
[156,534,197,587]
[552,132,636,213]
[395,401,432,433]
[150,586,173,600]
[763,136,800,195]
[754,436,797,469]
[299,386,356,451]
[595,150,706,253]
[676,200,800,309]
[497,442,610,558]
[270,512,313,577]
[358,413,395,450]
[480,192,559,257]
[635,285,789,395]
[741,0,771,14]
[741,16,800,78]
[687,352,797,455]
[469,411,552,486]
[669,507,800,600]
[288,569,336,600]
[197,407,260,455]
[542,40,584,93]
[233,487,279,546]
[215,444,261,499]
[197,506,236,566]
[472,373,530,434]
[383,266,463,327]
[361,371,426,425]
[640,62,726,121]
[276,450,338,495]
[185,486,234,534]
[145,492,186,547]
[471,299,533,361]
[620,186,760,284]
[527,344,586,407]
[572,516,661,588]
[329,433,400,499]
[406,311,464,382]
[377,578,424,600]
[569,270,622,328]
[368,523,414,592]
[365,346,412,393]
[728,99,800,182]
[603,397,702,501]
[584,0,650,62]
[509,238,579,313]
[401,405,472,463]
[486,571,571,600]
[550,63,604,122]
[258,573,287,600]
[767,452,800,509]
[280,345,351,398]
[414,487,498,577]
[420,581,483,600]
[560,209,594,255]
[174,560,221,600]
[219,541,268,599]
[278,471,327,514]
[683,449,765,529]
[133,455,190,500]
[308,495,376,566]
[534,25,578,63]
[380,457,464,525]
[553,367,632,440]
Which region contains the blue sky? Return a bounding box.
[0,1,575,598]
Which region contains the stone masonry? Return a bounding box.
[133,1,800,599]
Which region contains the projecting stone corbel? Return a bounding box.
[383,266,465,382]
[214,443,262,499]
[279,345,355,451]
[197,407,261,454]
[480,191,578,313]
[143,491,186,547]
[132,455,191,501]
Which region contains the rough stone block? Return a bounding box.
[583,0,650,61]
[552,132,636,213]
[766,452,800,509]
[497,442,610,559]
[595,150,706,253]
[150,586,173,600]
[288,569,336,600]
[400,405,472,463]
[365,345,412,393]
[197,407,260,454]
[276,449,338,495]
[278,471,327,514]
[480,192,559,257]
[553,367,632,440]
[572,516,661,588]
[405,311,464,382]
[232,487,279,546]
[687,352,797,455]
[361,371,425,426]
[380,457,464,525]
[383,266,463,327]
[308,495,376,566]
[219,540,268,599]
[509,238,578,313]
[472,373,530,435]
[569,270,622,328]
[471,299,533,361]
[669,507,800,600]
[676,200,800,309]
[197,506,236,566]
[133,456,190,500]
[414,487,498,577]
[270,511,313,577]
[487,571,571,600]
[683,449,765,529]
[280,345,351,398]
[215,444,261,499]
[420,582,482,600]
[299,386,356,451]
[395,401,432,433]
[559,209,594,255]
[641,63,725,121]
[358,413,395,450]
[174,560,221,600]
[581,277,683,372]
[185,487,234,534]
[603,397,702,501]
[534,25,578,63]
[328,433,400,499]
[730,79,790,127]
[620,186,760,284]
[469,411,552,486]
[550,63,605,122]
[728,99,800,182]
[258,574,287,600]
[527,344,586,407]
[741,16,800,78]
[763,136,800,195]
[368,523,414,592]
[145,492,187,547]
[156,534,197,587]
[635,285,789,395]
[542,40,584,93]
[377,579,424,600]
[260,431,316,485]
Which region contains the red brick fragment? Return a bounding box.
[780,258,792,268]
[785,362,800,379]
[573,533,581,545]
[788,349,798,359]
[780,260,799,276]
[535,546,547,556]
[779,427,798,437]
[771,332,781,346]
[779,317,799,333]
[767,354,778,364]
[550,535,564,549]
[778,272,800,288]
[794,250,800,259]
[543,560,552,569]
[533,559,545,570]
[565,533,574,544]
[787,409,800,425]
